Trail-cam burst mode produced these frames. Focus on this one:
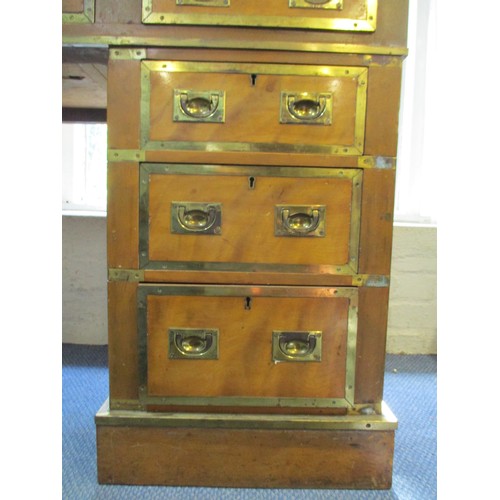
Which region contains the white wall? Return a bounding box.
[62,217,437,354]
[387,224,437,354]
[62,215,108,344]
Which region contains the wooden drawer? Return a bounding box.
[137,284,358,410]
[141,61,368,156]
[139,163,362,277]
[142,0,378,32]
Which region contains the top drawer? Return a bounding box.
[142,0,378,32]
[141,61,368,157]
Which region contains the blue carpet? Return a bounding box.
[62,345,436,499]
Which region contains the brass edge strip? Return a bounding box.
[141,15,375,33]
[144,140,363,156]
[62,36,408,57]
[145,261,357,278]
[140,155,389,169]
[108,269,144,282]
[348,170,363,273]
[109,399,145,411]
[141,266,388,286]
[144,60,367,76]
[109,48,147,60]
[143,163,360,178]
[108,150,146,162]
[139,391,351,409]
[62,0,95,24]
[137,287,149,393]
[353,68,368,153]
[95,400,398,431]
[140,63,152,150]
[138,284,357,298]
[358,156,397,169]
[139,164,150,269]
[344,290,358,404]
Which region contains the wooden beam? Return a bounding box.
[62,107,107,123]
[62,46,108,65]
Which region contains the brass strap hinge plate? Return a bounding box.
[109,48,147,60]
[358,156,396,169]
[352,275,390,287]
[108,150,146,162]
[108,269,144,282]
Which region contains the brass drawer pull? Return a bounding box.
[289,0,343,10]
[174,90,225,123]
[280,92,332,125]
[181,93,219,119]
[169,328,219,359]
[171,202,222,235]
[275,205,326,237]
[176,0,230,6]
[273,331,322,362]
[288,95,326,121]
[283,208,320,233]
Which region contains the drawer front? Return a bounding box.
[142,0,377,32]
[141,61,368,156]
[139,164,362,276]
[138,285,358,409]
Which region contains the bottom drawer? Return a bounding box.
[138,284,358,411]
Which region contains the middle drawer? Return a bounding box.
[139,163,363,276]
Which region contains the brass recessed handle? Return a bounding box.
[280,92,332,125]
[287,94,326,121]
[169,328,219,359]
[282,208,320,234]
[173,90,225,123]
[180,93,219,119]
[273,331,322,362]
[280,336,316,357]
[176,332,213,355]
[178,206,216,231]
[171,202,222,235]
[275,205,326,237]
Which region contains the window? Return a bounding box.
[394,0,437,225]
[62,123,107,214]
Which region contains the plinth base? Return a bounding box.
[95,401,397,489]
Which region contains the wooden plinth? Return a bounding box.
[95,401,396,489]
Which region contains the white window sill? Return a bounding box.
[394,221,437,229]
[62,209,107,218]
